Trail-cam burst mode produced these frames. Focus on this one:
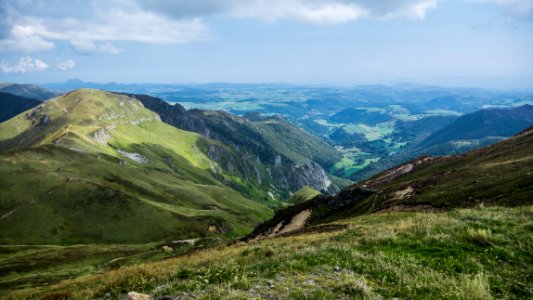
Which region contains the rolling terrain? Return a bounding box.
[349,104,533,182]
[0,89,272,245]
[415,104,533,154]
[6,125,532,300]
[42,80,533,181]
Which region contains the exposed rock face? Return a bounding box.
[37,114,50,127]
[359,156,446,189]
[287,162,337,194]
[91,128,111,144]
[244,187,375,241]
[117,149,150,164]
[132,93,339,198]
[26,105,43,120]
[127,292,151,300]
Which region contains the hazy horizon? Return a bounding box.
[1,1,532,88]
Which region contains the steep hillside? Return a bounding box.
[0,92,41,122]
[128,93,343,196]
[249,126,533,238]
[417,104,533,151]
[0,89,272,244]
[11,127,533,300]
[0,83,57,101]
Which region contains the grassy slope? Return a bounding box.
[0,89,272,244]
[252,116,341,167]
[287,186,321,205]
[5,128,532,300]
[361,129,533,209]
[10,206,532,299]
[246,128,533,235]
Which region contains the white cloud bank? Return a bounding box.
[0,0,528,55]
[137,0,440,25]
[57,59,76,71]
[0,56,49,73]
[0,0,210,53]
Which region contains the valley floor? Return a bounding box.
[5,205,532,299]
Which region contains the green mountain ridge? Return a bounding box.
[0,89,272,244]
[127,93,344,198]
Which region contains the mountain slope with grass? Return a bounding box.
[287,186,321,205]
[0,89,272,245]
[128,93,343,197]
[0,92,41,122]
[9,126,533,300]
[249,126,533,237]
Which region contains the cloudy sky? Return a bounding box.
[0,0,532,87]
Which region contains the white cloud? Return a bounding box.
[0,56,49,73]
[2,0,526,57]
[228,1,366,25]
[0,24,55,52]
[0,0,211,53]
[71,40,122,55]
[138,0,440,25]
[57,59,75,70]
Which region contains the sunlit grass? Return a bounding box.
[9,205,531,299]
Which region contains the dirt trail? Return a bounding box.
[278,209,312,234]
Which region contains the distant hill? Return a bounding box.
[0,92,41,122]
[128,93,343,196]
[0,83,57,101]
[329,107,391,125]
[391,115,458,144]
[417,104,533,151]
[348,106,532,182]
[0,89,271,244]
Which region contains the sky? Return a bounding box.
[0,0,532,88]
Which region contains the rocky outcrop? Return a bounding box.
[117,149,150,164]
[287,162,337,194]
[243,187,375,241]
[359,156,447,189]
[91,128,111,144]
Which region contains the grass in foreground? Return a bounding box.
[7,205,532,299]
